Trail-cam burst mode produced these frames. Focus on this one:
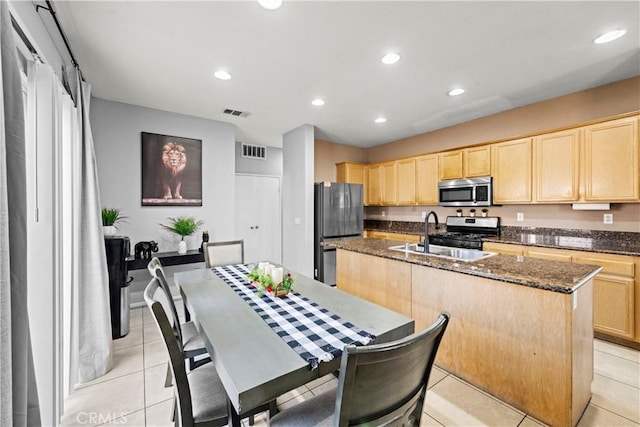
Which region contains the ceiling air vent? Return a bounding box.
[241,143,267,160]
[223,108,250,118]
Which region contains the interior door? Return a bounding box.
[235,174,282,264]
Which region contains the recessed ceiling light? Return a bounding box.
[214,70,232,80]
[594,29,626,44]
[448,88,465,96]
[311,99,325,106]
[381,53,400,65]
[375,117,387,123]
[258,0,283,10]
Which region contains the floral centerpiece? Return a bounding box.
[247,263,295,297]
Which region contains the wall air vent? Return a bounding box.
[223,108,250,118]
[241,143,267,160]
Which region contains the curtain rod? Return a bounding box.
[36,1,82,75]
[11,15,38,55]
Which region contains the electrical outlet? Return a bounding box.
[421,211,427,219]
[381,211,386,217]
[603,214,613,224]
[516,213,524,222]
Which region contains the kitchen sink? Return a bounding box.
[388,243,498,262]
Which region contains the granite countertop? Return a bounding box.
[325,237,602,294]
[364,220,640,257]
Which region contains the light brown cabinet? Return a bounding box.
[583,116,639,202]
[416,154,439,205]
[534,129,580,202]
[364,231,420,243]
[491,138,533,203]
[464,145,492,178]
[438,150,463,180]
[381,161,397,205]
[439,146,491,181]
[396,158,416,205]
[483,241,639,344]
[336,162,368,206]
[367,164,382,206]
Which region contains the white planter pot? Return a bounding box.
[103,225,117,236]
[178,240,187,255]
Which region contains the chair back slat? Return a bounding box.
[203,240,244,268]
[144,278,194,426]
[147,257,184,343]
[335,312,450,426]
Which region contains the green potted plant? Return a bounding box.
[101,208,126,236]
[160,216,203,254]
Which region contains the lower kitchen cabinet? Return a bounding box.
[364,231,420,243]
[336,250,412,317]
[483,241,639,345]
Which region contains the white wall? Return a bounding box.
[282,124,315,276]
[90,98,237,252]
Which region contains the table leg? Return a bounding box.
[227,399,242,427]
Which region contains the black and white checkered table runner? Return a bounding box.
[212,264,375,370]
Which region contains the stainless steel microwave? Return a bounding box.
[438,177,493,207]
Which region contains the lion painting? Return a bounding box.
[161,142,186,199]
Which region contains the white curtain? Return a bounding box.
[24,59,112,418]
[0,1,41,425]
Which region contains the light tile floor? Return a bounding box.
[61,304,640,426]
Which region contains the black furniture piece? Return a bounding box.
[126,249,204,271]
[269,312,450,426]
[104,236,132,339]
[144,278,278,427]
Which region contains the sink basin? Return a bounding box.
[388,243,497,262]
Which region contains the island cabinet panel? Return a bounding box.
[416,154,439,205]
[491,138,533,203]
[534,129,580,202]
[336,249,412,318]
[583,116,639,202]
[411,265,593,427]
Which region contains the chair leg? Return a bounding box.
[248,415,254,425]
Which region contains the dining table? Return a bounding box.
[174,265,415,426]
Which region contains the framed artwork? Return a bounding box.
[141,132,202,206]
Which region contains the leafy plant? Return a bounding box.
[160,216,203,239]
[101,208,126,227]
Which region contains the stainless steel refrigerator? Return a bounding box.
[314,182,363,286]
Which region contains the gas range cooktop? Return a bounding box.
[429,216,500,250]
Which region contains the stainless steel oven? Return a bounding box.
[438,177,493,207]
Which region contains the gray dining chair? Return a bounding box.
[203,240,244,268]
[144,278,277,427]
[269,312,450,427]
[147,257,210,371]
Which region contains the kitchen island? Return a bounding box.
[325,237,602,427]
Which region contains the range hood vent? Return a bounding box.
[571,203,610,211]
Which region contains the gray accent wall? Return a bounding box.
[90,97,237,252]
[282,124,315,277]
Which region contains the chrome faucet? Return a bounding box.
[424,211,440,253]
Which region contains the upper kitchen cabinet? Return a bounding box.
[416,154,439,205]
[438,150,463,180]
[368,164,383,206]
[534,129,580,202]
[463,145,492,178]
[396,158,416,205]
[492,138,533,203]
[381,161,397,205]
[336,162,368,205]
[439,146,491,181]
[583,116,639,202]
